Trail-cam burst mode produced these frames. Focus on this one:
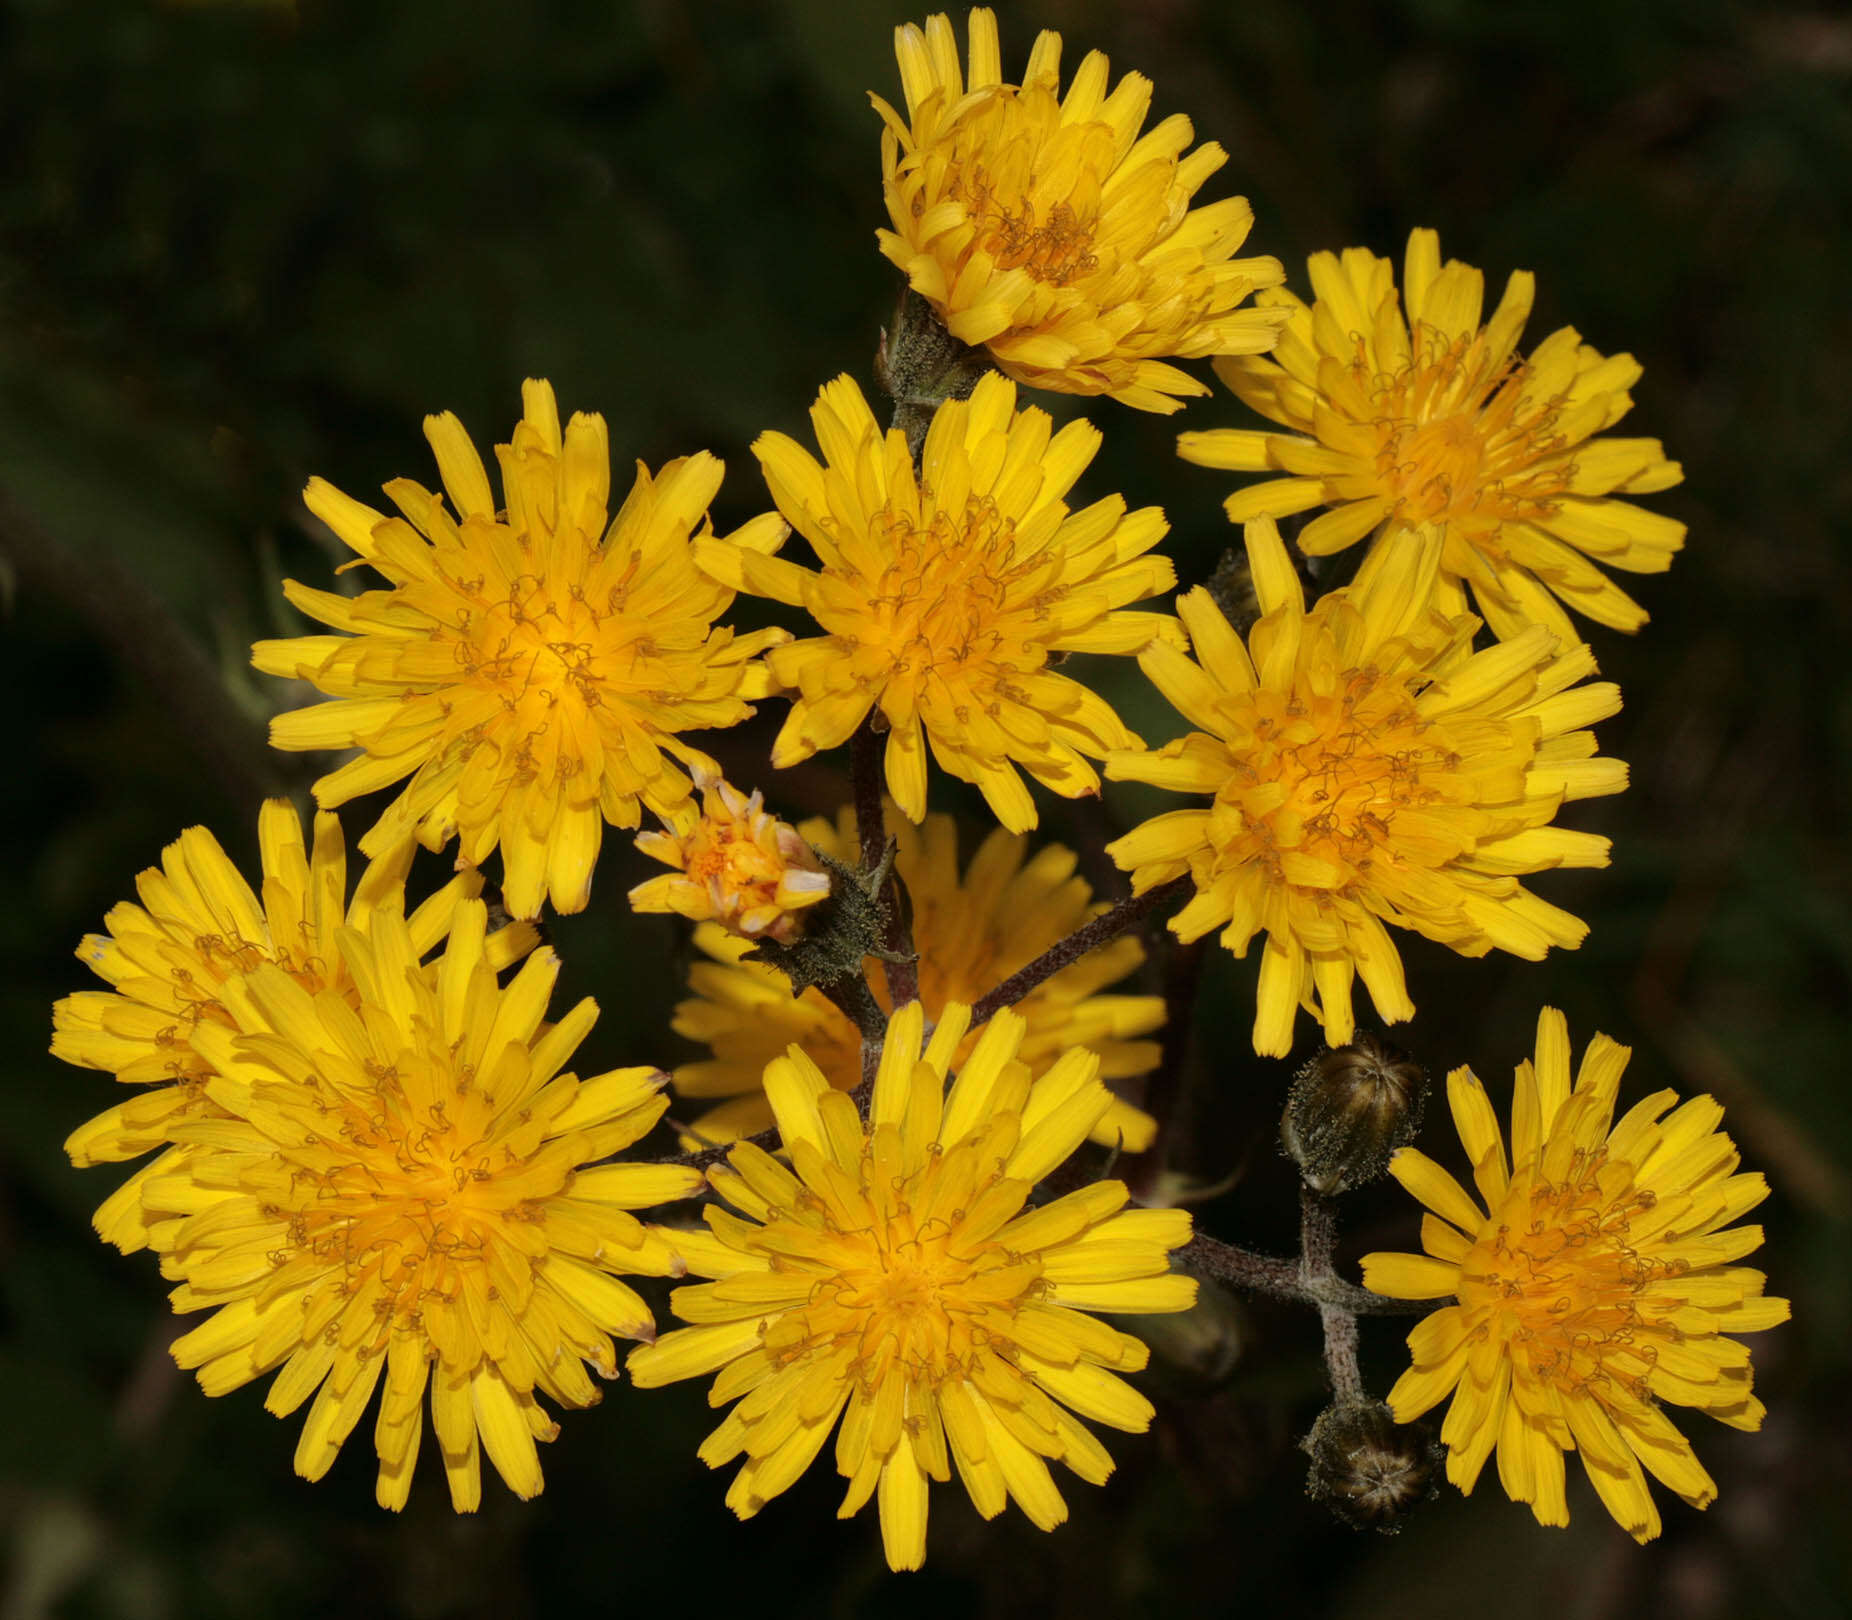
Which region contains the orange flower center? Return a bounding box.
[952,168,1101,286]
[684,822,780,894]
[1212,665,1489,892]
[449,577,631,766]
[274,1059,553,1324]
[754,1159,1042,1388]
[1349,324,1574,533]
[844,494,1050,699]
[850,1241,961,1326]
[1457,1150,1671,1392]
[928,93,1112,289]
[409,541,695,797]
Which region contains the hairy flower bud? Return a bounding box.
[875,288,996,457]
[1281,1032,1426,1196]
[1302,1399,1442,1532]
[876,287,995,408]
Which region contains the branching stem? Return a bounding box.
[1179,1227,1429,1318]
[1301,1186,1365,1401]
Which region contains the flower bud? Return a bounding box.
[1280,1032,1426,1196]
[1302,1399,1441,1532]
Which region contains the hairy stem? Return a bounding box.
[820,971,887,1042]
[969,874,1190,1027]
[1301,1187,1365,1401]
[849,714,918,1009]
[850,718,887,875]
[1179,1229,1430,1318]
[658,1120,779,1175]
[876,286,994,460]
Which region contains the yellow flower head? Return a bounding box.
[1179,229,1685,643]
[253,379,792,919]
[53,800,534,1252]
[146,895,704,1512]
[629,767,831,944]
[698,372,1178,832]
[872,9,1288,410]
[670,805,1161,1151]
[1106,519,1626,1057]
[628,1001,1196,1571]
[1361,1009,1789,1542]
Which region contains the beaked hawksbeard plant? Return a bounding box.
[51,7,1786,1574]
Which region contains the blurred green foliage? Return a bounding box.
[2,0,1848,1615]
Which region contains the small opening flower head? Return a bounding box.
[1179,228,1685,643]
[1361,1009,1790,1542]
[628,1000,1196,1571]
[1282,1032,1428,1197]
[53,799,534,1252]
[629,766,831,944]
[699,372,1179,832]
[147,895,704,1512]
[1106,518,1627,1057]
[871,9,1288,410]
[1302,1398,1442,1532]
[253,379,792,919]
[669,805,1161,1151]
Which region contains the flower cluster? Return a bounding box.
[44,0,1785,1577]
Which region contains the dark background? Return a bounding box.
[2,0,1848,1615]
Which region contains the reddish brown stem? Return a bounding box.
[969,875,1190,1027]
[850,718,887,875]
[849,714,918,1008]
[659,1120,779,1175]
